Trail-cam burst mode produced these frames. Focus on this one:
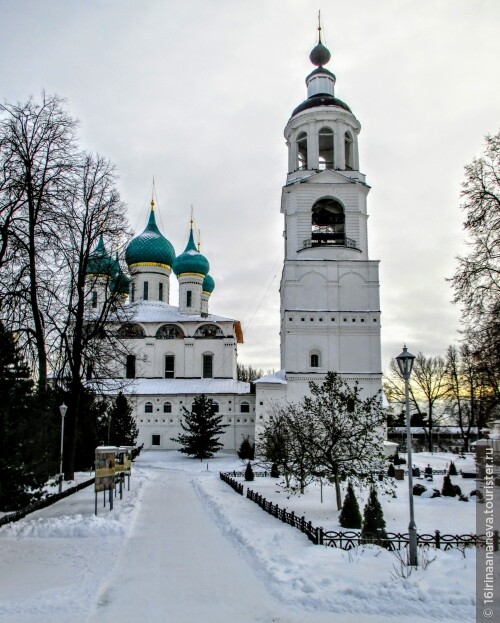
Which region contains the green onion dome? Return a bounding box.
[125,201,176,269]
[86,235,119,277]
[109,266,130,296]
[173,228,209,277]
[202,273,215,294]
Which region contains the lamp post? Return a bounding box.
[58,403,68,494]
[396,345,418,567]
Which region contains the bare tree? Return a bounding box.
[450,131,500,413]
[384,353,449,452]
[0,93,77,393]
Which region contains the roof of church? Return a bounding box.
[253,369,287,384]
[292,94,351,117]
[125,201,176,269]
[124,300,236,324]
[86,235,120,277]
[93,378,252,396]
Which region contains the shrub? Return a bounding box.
[431,489,441,498]
[470,489,483,502]
[387,463,395,478]
[413,483,427,496]
[459,494,469,502]
[237,436,255,460]
[244,462,254,481]
[339,482,362,529]
[270,463,280,478]
[453,484,462,497]
[448,461,458,476]
[361,487,388,545]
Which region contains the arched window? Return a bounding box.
[297,131,308,170]
[156,324,184,339]
[159,282,164,302]
[195,324,224,338]
[318,127,334,170]
[344,132,353,170]
[91,290,98,308]
[203,353,214,378]
[163,402,172,413]
[126,354,136,378]
[311,198,345,246]
[143,281,149,301]
[240,401,250,413]
[117,323,145,339]
[310,349,321,368]
[144,402,153,413]
[164,354,175,378]
[212,401,219,413]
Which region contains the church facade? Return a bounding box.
[87,28,382,452]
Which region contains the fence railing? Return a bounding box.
[0,477,95,529]
[220,471,498,552]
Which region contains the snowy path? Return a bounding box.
[87,469,332,623]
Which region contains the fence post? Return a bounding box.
[435,530,441,549]
[316,526,324,545]
[301,516,305,533]
[494,530,499,553]
[290,510,295,527]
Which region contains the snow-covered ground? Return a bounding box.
[0,451,478,622]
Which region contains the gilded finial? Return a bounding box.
[197,228,201,252]
[190,205,194,229]
[318,10,322,43]
[150,197,155,211]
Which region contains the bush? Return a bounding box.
[431,489,441,498]
[387,463,395,478]
[413,483,427,496]
[237,436,255,460]
[453,484,462,497]
[448,461,458,476]
[270,463,280,478]
[459,494,469,502]
[470,489,483,502]
[442,474,457,497]
[339,482,362,529]
[361,487,387,545]
[244,462,254,481]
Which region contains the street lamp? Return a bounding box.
[58,403,68,494]
[396,345,418,567]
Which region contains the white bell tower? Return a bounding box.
[279,24,382,401]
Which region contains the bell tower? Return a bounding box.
[279,23,382,401]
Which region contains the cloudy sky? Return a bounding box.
[1,0,499,372]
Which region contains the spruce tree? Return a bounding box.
[441,474,457,497]
[387,463,395,477]
[245,462,254,481]
[339,482,362,529]
[0,322,54,510]
[361,487,388,544]
[238,436,255,460]
[103,392,139,447]
[448,461,458,476]
[170,394,228,459]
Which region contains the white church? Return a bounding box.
[86,27,382,452]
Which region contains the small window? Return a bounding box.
[301,317,305,322]
[212,402,219,413]
[203,353,213,378]
[165,355,175,379]
[163,402,172,413]
[310,354,319,368]
[152,434,160,446]
[345,132,353,170]
[319,318,323,322]
[126,354,136,379]
[331,317,335,322]
[159,282,164,302]
[297,131,308,170]
[289,317,293,321]
[310,317,314,322]
[91,290,98,308]
[373,318,377,323]
[131,283,135,303]
[143,281,149,301]
[240,402,250,413]
[352,318,356,322]
[186,290,192,308]
[145,402,153,413]
[361,318,365,323]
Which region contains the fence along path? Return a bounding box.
[220,471,499,552]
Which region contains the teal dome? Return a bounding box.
[125,203,176,269]
[173,229,209,277]
[202,273,215,294]
[86,235,119,277]
[109,268,130,296]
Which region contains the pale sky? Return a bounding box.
[1,0,499,372]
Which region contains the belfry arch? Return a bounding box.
[311,198,345,246]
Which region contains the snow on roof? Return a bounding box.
[92,378,252,396]
[389,426,479,434]
[253,369,287,385]
[124,301,236,324]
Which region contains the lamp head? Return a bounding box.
[396,345,415,380]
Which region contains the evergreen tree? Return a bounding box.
[448,461,458,476]
[0,322,55,510]
[387,463,396,477]
[244,462,254,481]
[101,392,139,447]
[339,482,362,529]
[237,436,255,460]
[441,474,457,497]
[361,487,388,544]
[270,463,280,478]
[170,394,228,459]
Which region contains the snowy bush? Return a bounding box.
[413,483,427,496]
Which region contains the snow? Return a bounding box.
[0,451,477,622]
[92,377,252,396]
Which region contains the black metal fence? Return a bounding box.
[220,471,498,552]
[0,477,95,529]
